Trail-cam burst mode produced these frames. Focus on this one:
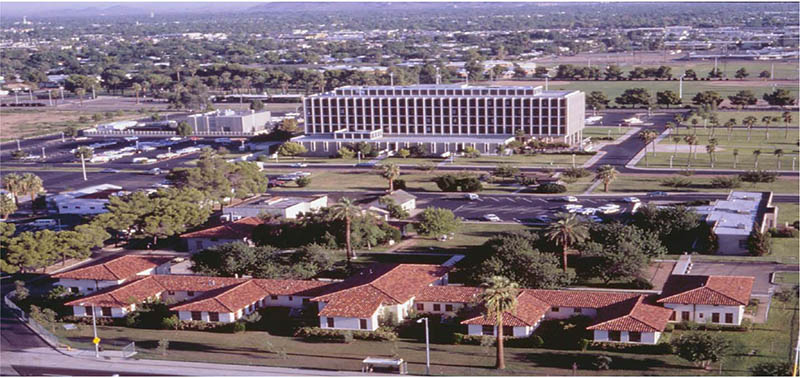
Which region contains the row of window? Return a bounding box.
[308,126,568,136]
[333,88,545,97]
[670,311,735,323]
[609,331,642,342]
[309,107,567,117]
[314,98,566,108]
[61,205,99,210]
[85,306,113,317]
[416,303,455,312]
[481,325,514,336]
[325,317,370,330]
[309,117,566,126]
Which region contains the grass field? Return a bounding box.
[48,295,798,376]
[590,174,799,195]
[0,108,146,141]
[680,111,799,129]
[774,271,799,286]
[637,128,800,171]
[584,126,635,140]
[534,61,800,81]
[546,80,799,107]
[401,222,530,254]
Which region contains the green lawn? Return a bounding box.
[548,80,799,107]
[584,126,635,140]
[680,111,799,129]
[774,271,799,286]
[534,61,800,81]
[382,153,594,168]
[48,295,798,376]
[592,174,799,195]
[402,222,531,254]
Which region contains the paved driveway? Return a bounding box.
[687,261,797,295]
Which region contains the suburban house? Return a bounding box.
[367,190,417,219]
[657,274,755,326]
[696,191,777,254]
[222,194,328,221]
[50,184,125,215]
[53,255,172,294]
[180,217,266,253]
[311,264,451,332]
[58,262,755,345]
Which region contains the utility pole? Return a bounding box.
[92,304,99,358]
[435,66,440,85]
[48,90,53,106]
[416,317,431,375]
[28,89,33,101]
[60,87,64,103]
[80,152,88,181]
[41,147,45,159]
[544,75,549,91]
[389,72,394,87]
[771,63,774,80]
[679,74,685,99]
[16,139,20,151]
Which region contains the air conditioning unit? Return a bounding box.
[737,223,748,229]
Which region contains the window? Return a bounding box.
[669,311,676,321]
[71,287,79,293]
[87,288,94,292]
[270,295,278,300]
[85,306,92,316]
[416,303,424,311]
[191,311,202,321]
[209,312,219,322]
[326,317,334,328]
[682,311,690,321]
[609,331,621,341]
[288,296,293,301]
[101,307,112,317]
[552,307,560,312]
[360,319,368,330]
[445,304,454,312]
[629,332,641,342]
[433,304,441,311]
[502,326,513,336]
[712,313,720,323]
[725,313,733,323]
[698,313,704,319]
[482,325,494,336]
[167,290,175,295]
[188,291,195,297]
[303,298,310,304]
[573,307,582,314]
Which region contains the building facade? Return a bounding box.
[186,109,271,134]
[296,85,585,156]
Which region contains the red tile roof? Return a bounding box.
[65,276,165,307]
[461,291,550,327]
[588,295,673,333]
[180,217,264,240]
[152,275,246,292]
[312,264,450,318]
[526,289,640,309]
[253,279,336,297]
[53,255,172,281]
[658,275,754,306]
[416,285,483,303]
[171,280,267,313]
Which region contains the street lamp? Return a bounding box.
[544,74,549,91]
[416,317,430,375]
[91,304,100,358]
[678,74,685,99]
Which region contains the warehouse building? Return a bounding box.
[186,109,271,134]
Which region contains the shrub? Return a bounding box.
[295,176,311,187]
[294,327,397,342]
[739,170,777,183]
[592,355,612,370]
[536,183,567,193]
[157,339,169,356]
[14,281,29,301]
[664,323,675,332]
[710,176,741,189]
[769,227,798,238]
[563,167,591,178]
[661,176,692,188]
[750,361,792,376]
[588,341,674,355]
[161,315,180,330]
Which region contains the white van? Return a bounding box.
[464,193,480,201]
[31,219,57,227]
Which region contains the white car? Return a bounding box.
[124,136,139,142]
[623,197,641,203]
[291,163,308,168]
[579,208,597,215]
[534,215,551,223]
[464,193,480,201]
[563,196,578,202]
[563,204,583,210]
[483,214,502,222]
[598,206,620,214]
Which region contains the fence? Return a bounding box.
[3,292,61,347]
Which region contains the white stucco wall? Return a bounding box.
[320,312,379,331]
[592,330,660,344]
[415,301,466,316]
[466,324,534,338]
[57,279,124,294]
[663,303,744,325]
[73,305,129,318]
[261,294,310,308]
[178,310,236,323]
[544,306,598,320]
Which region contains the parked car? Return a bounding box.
[562,196,578,202]
[30,219,57,227]
[647,191,667,197]
[148,168,162,175]
[579,208,597,215]
[588,215,603,223]
[124,136,139,142]
[483,214,502,222]
[562,204,583,210]
[534,215,551,223]
[291,162,308,168]
[623,197,641,203]
[100,168,120,173]
[464,193,480,201]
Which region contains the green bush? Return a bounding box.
[232,321,247,333]
[769,227,799,238]
[294,327,397,342]
[588,341,674,354]
[536,183,567,193]
[710,176,741,189]
[295,176,311,187]
[563,167,591,178]
[661,176,692,188]
[739,170,777,183]
[750,361,792,376]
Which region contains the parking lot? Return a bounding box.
[418,194,640,224]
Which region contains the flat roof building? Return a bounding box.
[696,191,777,254]
[295,84,585,156]
[186,109,271,135]
[222,194,328,221]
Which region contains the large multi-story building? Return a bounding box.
[295,85,585,156]
[186,109,271,135]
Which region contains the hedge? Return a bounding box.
[294,327,397,342]
[672,320,751,332]
[587,341,674,355]
[451,333,544,348]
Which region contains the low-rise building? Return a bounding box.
[697,191,777,254]
[657,275,754,326]
[53,255,172,294]
[180,217,265,253]
[222,194,327,221]
[186,109,271,135]
[51,184,125,215]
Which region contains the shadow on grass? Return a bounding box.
[516,351,687,371]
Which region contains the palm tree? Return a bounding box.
[19,173,43,204]
[743,116,757,142]
[672,136,682,156]
[782,112,793,139]
[480,276,519,370]
[131,83,142,104]
[2,173,23,205]
[684,135,697,168]
[733,149,739,169]
[774,149,784,170]
[329,197,360,265]
[638,130,657,167]
[545,213,589,272]
[725,119,735,141]
[753,149,762,169]
[380,163,401,192]
[762,116,772,139]
[705,139,717,168]
[595,164,618,192]
[75,88,85,107]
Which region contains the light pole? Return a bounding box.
[357,151,362,164]
[91,304,99,359]
[679,74,685,99]
[41,147,45,159]
[416,317,430,375]
[544,74,549,91]
[80,152,88,181]
[670,155,674,169]
[390,72,394,87]
[593,106,596,117]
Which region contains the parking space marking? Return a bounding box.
[521,198,532,203]
[507,198,516,202]
[536,198,548,203]
[489,197,500,202]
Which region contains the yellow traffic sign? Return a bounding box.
[93,337,101,345]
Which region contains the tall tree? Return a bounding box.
[743,116,757,142]
[761,116,772,139]
[782,111,793,139]
[480,276,518,370]
[595,165,618,192]
[329,197,360,264]
[380,163,400,192]
[753,149,762,169]
[545,213,589,272]
[2,173,23,205]
[19,173,43,204]
[0,195,17,220]
[774,149,784,170]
